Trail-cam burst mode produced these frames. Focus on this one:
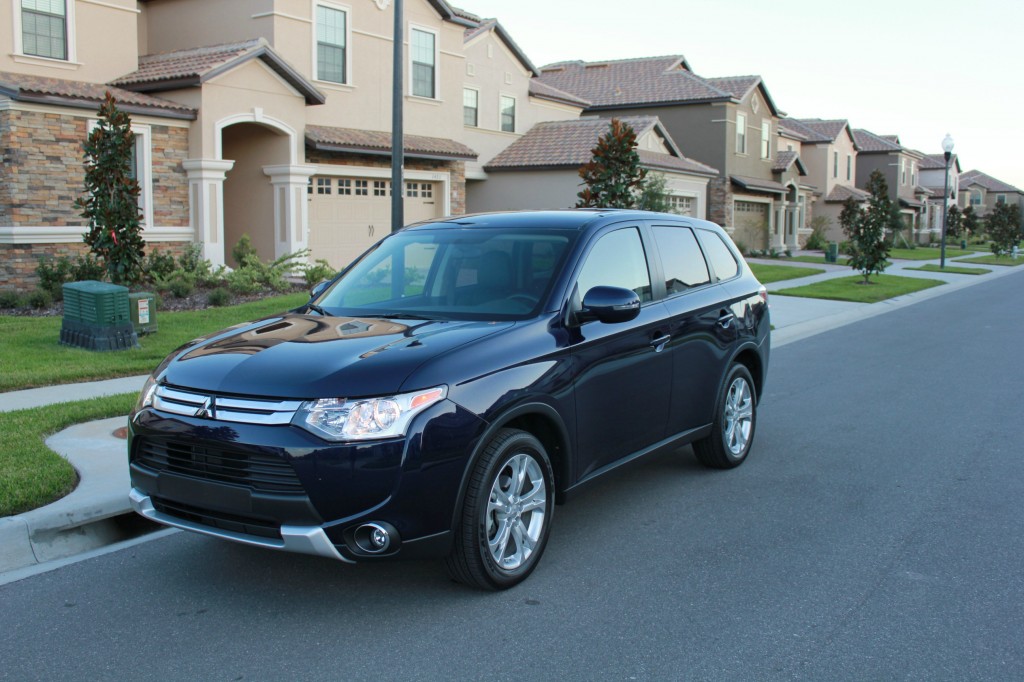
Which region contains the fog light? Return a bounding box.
[354,522,396,554]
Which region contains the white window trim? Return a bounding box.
[499,93,517,134]
[408,23,440,100]
[463,85,480,128]
[735,112,747,155]
[311,0,352,87]
[86,119,153,229]
[13,0,77,64]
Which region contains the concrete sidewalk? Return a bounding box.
[2,253,1021,576]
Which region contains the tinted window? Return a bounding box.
[701,232,739,280]
[576,227,651,302]
[652,226,710,294]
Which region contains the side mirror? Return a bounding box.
[579,286,641,324]
[310,280,331,300]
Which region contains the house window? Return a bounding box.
[846,155,852,181]
[833,151,838,178]
[411,28,436,98]
[315,4,347,84]
[354,179,368,196]
[735,113,746,154]
[500,95,516,133]
[760,120,770,159]
[911,163,916,186]
[901,159,906,185]
[463,88,478,127]
[666,195,694,217]
[970,190,982,206]
[22,0,68,60]
[997,194,1006,204]
[406,182,419,198]
[373,180,389,197]
[421,183,433,198]
[338,178,352,195]
[317,177,332,194]
[787,144,794,152]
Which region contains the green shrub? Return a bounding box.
[35,254,107,301]
[231,234,260,268]
[804,217,830,251]
[304,259,337,288]
[144,249,178,281]
[0,290,25,308]
[27,289,53,309]
[166,273,196,299]
[207,287,232,307]
[226,268,263,295]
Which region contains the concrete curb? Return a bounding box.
[0,417,133,573]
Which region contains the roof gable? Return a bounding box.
[784,118,853,145]
[852,128,902,154]
[463,18,539,77]
[959,170,1022,194]
[705,76,783,117]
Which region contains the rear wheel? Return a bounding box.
[694,363,757,469]
[446,429,554,590]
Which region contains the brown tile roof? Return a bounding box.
[784,118,851,144]
[959,169,1022,193]
[306,125,477,160]
[825,185,871,203]
[528,79,590,108]
[112,38,325,105]
[705,75,760,100]
[778,121,809,141]
[773,150,803,174]
[536,56,733,109]
[0,71,196,119]
[484,117,717,176]
[899,197,925,209]
[852,128,902,153]
[918,153,948,170]
[730,175,788,195]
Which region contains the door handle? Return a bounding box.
[717,312,735,328]
[650,334,671,352]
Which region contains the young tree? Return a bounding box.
[961,204,981,240]
[577,119,646,208]
[840,170,891,283]
[76,92,145,285]
[943,203,963,241]
[986,202,1022,256]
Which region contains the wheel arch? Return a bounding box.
[729,344,766,400]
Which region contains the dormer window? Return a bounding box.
[22,0,68,60]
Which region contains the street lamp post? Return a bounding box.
[940,133,954,269]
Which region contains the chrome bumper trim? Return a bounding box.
[129,488,353,563]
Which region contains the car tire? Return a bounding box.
[693,363,757,469]
[446,428,554,590]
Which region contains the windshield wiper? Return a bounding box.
[369,312,443,321]
[306,303,329,316]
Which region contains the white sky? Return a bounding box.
[460,0,1024,189]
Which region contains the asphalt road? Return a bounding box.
[2,269,1023,681]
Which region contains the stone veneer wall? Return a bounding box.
[706,176,732,229]
[304,149,467,216]
[0,108,190,291]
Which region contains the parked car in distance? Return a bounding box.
[128,209,770,589]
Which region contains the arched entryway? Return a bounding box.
[221,122,292,266]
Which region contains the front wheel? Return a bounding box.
[693,363,757,469]
[446,429,554,590]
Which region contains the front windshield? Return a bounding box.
[315,228,575,320]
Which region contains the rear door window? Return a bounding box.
[651,225,711,295]
[700,232,740,281]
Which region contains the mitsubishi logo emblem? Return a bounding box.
[194,396,215,419]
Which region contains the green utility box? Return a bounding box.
[129,292,158,335]
[60,280,139,351]
[825,242,839,263]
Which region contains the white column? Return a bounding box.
[182,159,235,267]
[263,164,316,262]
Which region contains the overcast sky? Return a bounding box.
[461,0,1024,190]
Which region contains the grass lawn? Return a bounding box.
[952,255,1024,267]
[905,264,990,276]
[773,274,945,303]
[888,247,975,260]
[0,292,307,392]
[749,263,825,284]
[0,393,136,517]
[789,255,851,266]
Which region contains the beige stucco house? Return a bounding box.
[956,170,1024,228]
[0,0,599,291]
[852,129,930,243]
[470,116,718,215]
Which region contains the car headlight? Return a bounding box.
[136,374,158,412]
[293,386,447,441]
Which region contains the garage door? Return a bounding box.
[307,177,441,269]
[733,200,770,251]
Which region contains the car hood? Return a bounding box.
[158,313,513,399]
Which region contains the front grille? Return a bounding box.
[152,497,281,540]
[135,440,305,494]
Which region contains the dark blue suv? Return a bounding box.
[129,209,769,589]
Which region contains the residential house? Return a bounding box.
[917,152,960,240]
[471,116,718,215]
[852,129,930,243]
[957,170,1024,228]
[536,56,810,252]
[1,0,597,291]
[779,118,863,243]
